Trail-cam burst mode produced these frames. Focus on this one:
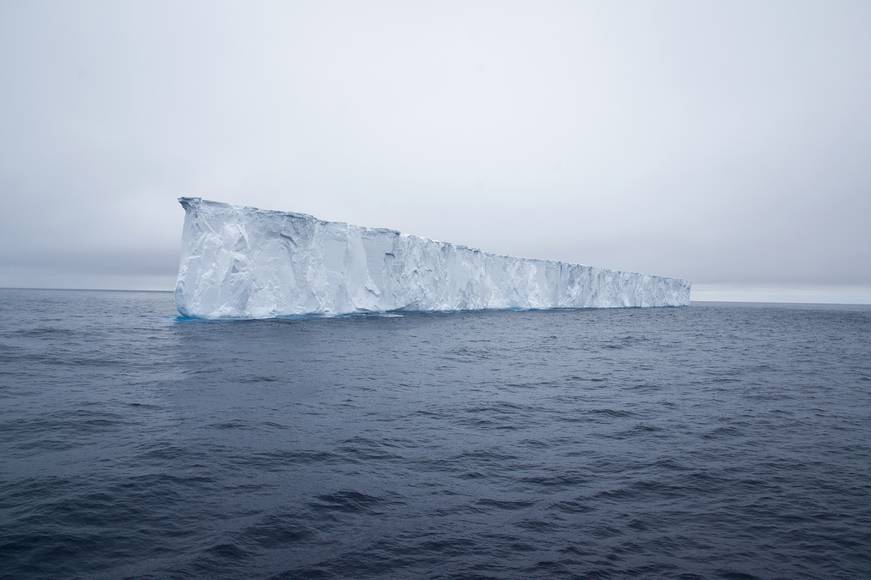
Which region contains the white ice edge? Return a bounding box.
[175,197,691,319]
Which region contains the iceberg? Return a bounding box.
[175,198,691,319]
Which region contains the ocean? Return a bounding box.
[0,288,869,579]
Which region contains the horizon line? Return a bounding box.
[1,285,869,307]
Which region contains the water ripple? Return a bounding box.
[0,290,869,579]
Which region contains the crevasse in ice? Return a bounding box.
[175,198,691,319]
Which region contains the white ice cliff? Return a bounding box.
[175,198,691,319]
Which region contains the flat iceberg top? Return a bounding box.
[175,197,691,319]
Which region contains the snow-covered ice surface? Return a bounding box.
[175,198,691,319]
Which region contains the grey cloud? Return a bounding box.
[1,0,869,294]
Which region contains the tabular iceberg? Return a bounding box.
[175,198,691,319]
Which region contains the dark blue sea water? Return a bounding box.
[1,289,869,579]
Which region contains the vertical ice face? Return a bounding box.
[175,198,691,319]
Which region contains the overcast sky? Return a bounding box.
[1,0,869,301]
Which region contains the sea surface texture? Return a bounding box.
[1,289,869,579]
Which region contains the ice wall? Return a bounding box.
[175,198,691,319]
